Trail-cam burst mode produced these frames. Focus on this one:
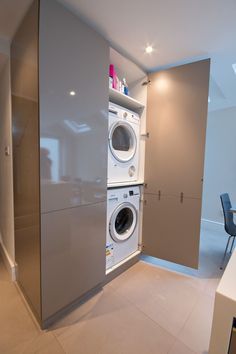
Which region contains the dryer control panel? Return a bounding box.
[109,102,140,124]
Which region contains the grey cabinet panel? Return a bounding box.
[39,0,109,213]
[11,0,41,319]
[11,0,109,327]
[142,194,202,269]
[143,60,210,268]
[145,59,210,198]
[41,202,106,321]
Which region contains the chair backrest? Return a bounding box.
[220,193,236,236]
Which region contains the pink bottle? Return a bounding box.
[109,64,118,90]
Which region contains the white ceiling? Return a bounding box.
[0,0,236,111]
[60,0,236,71]
[60,0,236,112]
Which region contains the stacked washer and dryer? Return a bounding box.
[106,102,141,270]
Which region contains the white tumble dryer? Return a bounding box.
[108,102,140,186]
[106,186,140,270]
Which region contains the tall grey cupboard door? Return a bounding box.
[143,59,210,269]
[39,0,109,322]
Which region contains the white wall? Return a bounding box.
[0,54,15,265]
[202,106,236,224]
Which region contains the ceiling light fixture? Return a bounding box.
[232,63,236,74]
[145,45,153,54]
[69,91,76,96]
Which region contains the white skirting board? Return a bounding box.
[0,239,16,281]
[201,218,224,234]
[106,250,141,276]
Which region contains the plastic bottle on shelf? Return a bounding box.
[114,74,119,90]
[109,76,113,89]
[109,64,118,90]
[121,81,125,94]
[123,78,129,95]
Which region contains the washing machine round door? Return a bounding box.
[109,122,137,162]
[109,202,137,242]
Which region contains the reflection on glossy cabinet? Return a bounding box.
[39,0,109,212]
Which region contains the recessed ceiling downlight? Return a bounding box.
[145,45,153,54]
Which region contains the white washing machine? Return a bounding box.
[106,186,140,270]
[108,102,140,186]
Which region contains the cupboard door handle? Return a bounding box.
[158,190,161,200]
[141,132,150,138]
[180,192,184,203]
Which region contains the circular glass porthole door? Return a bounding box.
[109,122,137,162]
[109,202,137,242]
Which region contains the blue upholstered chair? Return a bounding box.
[220,193,236,269]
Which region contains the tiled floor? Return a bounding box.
[0,227,231,354]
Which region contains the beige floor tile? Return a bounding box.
[168,339,197,354]
[0,256,11,283]
[177,293,215,353]
[0,280,40,353]
[204,277,221,298]
[112,263,201,337]
[53,286,175,354]
[107,261,149,291]
[0,226,223,354]
[50,288,105,334]
[21,332,65,354]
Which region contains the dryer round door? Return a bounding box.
[109,202,137,242]
[109,121,137,162]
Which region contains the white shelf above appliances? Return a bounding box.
[109,87,144,113]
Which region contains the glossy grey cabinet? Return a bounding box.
[11,0,41,320]
[11,0,108,327]
[41,202,106,319]
[39,0,108,213]
[39,0,108,322]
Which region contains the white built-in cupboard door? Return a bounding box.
[143,59,210,269]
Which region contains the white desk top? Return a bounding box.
[209,249,236,354]
[217,248,236,301]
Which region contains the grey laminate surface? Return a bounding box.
[39,0,109,213]
[39,0,109,322]
[145,59,210,199]
[142,194,202,269]
[143,59,210,268]
[41,202,107,320]
[11,0,41,318]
